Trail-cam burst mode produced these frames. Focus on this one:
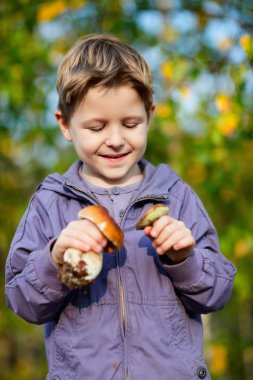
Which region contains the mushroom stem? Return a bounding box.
[59,249,103,289]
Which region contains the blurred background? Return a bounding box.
[0,0,253,379]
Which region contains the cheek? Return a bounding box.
[74,139,93,156]
[73,133,100,153]
[76,135,103,161]
[132,129,148,148]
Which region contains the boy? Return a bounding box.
[5,34,236,380]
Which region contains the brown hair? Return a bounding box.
[56,34,153,122]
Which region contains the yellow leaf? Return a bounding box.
[240,34,252,53]
[160,62,173,80]
[217,113,239,136]
[210,344,228,375]
[215,94,232,113]
[38,1,68,22]
[180,86,191,97]
[155,103,172,118]
[234,239,249,258]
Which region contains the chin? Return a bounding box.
[102,172,128,183]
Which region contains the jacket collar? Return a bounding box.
[136,159,180,198]
[38,159,180,202]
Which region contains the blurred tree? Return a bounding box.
[1,0,253,379]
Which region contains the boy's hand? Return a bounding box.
[144,215,195,264]
[51,219,108,266]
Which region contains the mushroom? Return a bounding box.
[59,205,124,289]
[136,203,170,230]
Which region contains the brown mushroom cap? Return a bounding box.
[78,205,124,252]
[136,204,170,230]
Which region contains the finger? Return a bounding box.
[149,215,174,238]
[157,236,195,258]
[57,235,94,253]
[59,226,106,254]
[152,222,183,247]
[66,232,106,253]
[68,220,107,247]
[173,235,195,251]
[51,236,91,265]
[156,229,188,254]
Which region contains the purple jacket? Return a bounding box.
[5,160,236,380]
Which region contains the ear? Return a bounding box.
[55,110,72,142]
[150,103,156,117]
[147,103,156,124]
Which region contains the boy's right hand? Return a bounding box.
[51,219,108,266]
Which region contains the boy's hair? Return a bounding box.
[56,34,153,122]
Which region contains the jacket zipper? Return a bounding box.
[118,194,167,332]
[120,277,126,335]
[118,195,168,379]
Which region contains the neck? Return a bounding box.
[80,165,143,188]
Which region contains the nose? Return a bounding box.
[105,125,124,148]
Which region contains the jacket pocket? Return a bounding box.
[71,300,123,378]
[128,295,187,348]
[128,295,208,379]
[159,296,189,347]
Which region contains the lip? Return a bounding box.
[99,152,130,161]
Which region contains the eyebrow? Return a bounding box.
[121,116,144,122]
[81,118,106,127]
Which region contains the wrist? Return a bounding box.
[160,250,192,265]
[51,253,63,268]
[50,241,63,268]
[160,254,186,265]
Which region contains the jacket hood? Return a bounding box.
[38,160,180,201]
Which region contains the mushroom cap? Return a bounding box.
[136,204,170,230]
[78,205,124,252]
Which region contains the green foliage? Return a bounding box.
[1,0,253,379]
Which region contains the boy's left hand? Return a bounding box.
[144,215,195,264]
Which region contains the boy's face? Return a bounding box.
[56,85,154,187]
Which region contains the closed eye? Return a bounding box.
[123,123,139,128]
[89,126,105,132]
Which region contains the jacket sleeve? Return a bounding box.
[5,192,70,324]
[160,184,236,314]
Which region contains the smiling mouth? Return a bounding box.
[100,152,130,159]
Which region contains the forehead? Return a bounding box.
[75,85,146,116]
[83,85,143,102]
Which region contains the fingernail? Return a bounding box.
[151,230,158,238]
[156,248,161,255]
